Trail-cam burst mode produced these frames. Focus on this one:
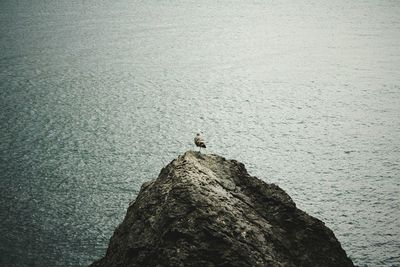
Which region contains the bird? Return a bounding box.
[194,133,206,152]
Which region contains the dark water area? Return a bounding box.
[0,0,399,266]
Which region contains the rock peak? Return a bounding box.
[90,151,354,267]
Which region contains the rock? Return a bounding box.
[90,151,354,267]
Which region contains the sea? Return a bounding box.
[0,0,399,266]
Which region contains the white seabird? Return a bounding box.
[194,133,206,152]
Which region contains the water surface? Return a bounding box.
[1,1,399,266]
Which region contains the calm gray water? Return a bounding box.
[1,0,399,266]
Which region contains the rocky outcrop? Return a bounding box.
[90,151,354,267]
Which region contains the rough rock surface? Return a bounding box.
[90,151,354,267]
